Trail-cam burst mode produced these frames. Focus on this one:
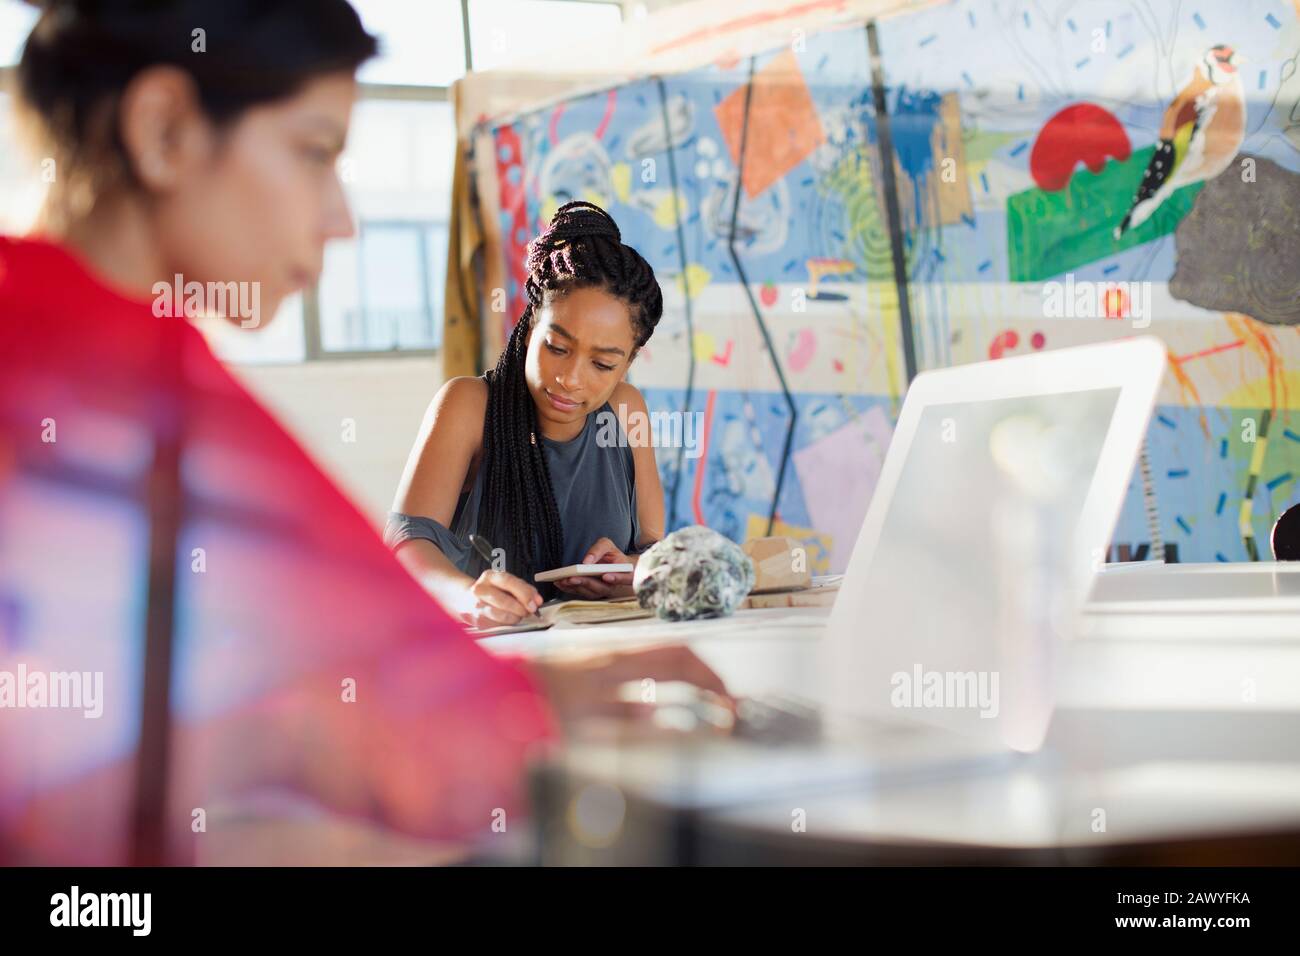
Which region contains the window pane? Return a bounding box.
[469,0,622,72]
[341,98,455,220]
[0,0,39,68]
[351,0,466,86]
[320,223,446,352]
[318,98,454,354]
[359,225,429,350]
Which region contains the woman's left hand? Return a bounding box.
[555,536,638,599]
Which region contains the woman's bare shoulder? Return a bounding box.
[609,379,649,415]
[431,376,488,433]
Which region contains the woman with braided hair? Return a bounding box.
[388,200,667,629]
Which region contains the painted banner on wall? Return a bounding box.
[490,0,1300,569]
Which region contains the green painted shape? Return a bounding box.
[1006,145,1205,282]
[961,129,1022,166]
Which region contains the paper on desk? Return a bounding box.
[466,617,553,638]
[467,597,652,638]
[479,605,830,655]
[544,597,653,626]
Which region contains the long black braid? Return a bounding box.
[475,200,664,593]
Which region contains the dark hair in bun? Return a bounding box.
[522,200,663,349]
[16,0,376,196]
[474,200,663,591]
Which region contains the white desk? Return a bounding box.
[491,604,1300,864]
[480,604,829,654]
[481,604,832,700]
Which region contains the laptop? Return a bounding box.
[589,336,1168,808]
[817,335,1167,755]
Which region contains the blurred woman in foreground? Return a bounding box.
[0,0,728,864]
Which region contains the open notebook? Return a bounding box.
[467,597,652,637]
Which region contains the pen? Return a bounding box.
[468,534,495,566]
[468,534,542,620]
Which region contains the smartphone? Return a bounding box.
[534,563,633,583]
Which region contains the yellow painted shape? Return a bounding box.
[1172,117,1195,171]
[676,263,711,299]
[692,331,716,362]
[1241,435,1271,536]
[867,281,904,411]
[1248,435,1270,476]
[611,163,632,203]
[1239,498,1254,537]
[1221,370,1300,409]
[652,190,683,230]
[540,196,560,226]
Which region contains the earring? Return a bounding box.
[530,431,537,446]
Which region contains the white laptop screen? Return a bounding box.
[848,386,1122,748]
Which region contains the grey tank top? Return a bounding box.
[385,399,641,575]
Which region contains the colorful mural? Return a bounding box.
[490,0,1300,569]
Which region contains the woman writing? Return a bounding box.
[389,201,666,628]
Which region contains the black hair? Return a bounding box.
[476,200,663,593]
[16,0,377,193]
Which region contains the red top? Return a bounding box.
[0,236,555,864]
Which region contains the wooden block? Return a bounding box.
[742,536,813,593]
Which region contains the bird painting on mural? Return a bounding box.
[1114,44,1246,239]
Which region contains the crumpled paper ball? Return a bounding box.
[633,525,755,621]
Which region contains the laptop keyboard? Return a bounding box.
[733,694,825,745]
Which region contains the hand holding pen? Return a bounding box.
[458,534,544,628]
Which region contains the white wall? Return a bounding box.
[231,357,443,529]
